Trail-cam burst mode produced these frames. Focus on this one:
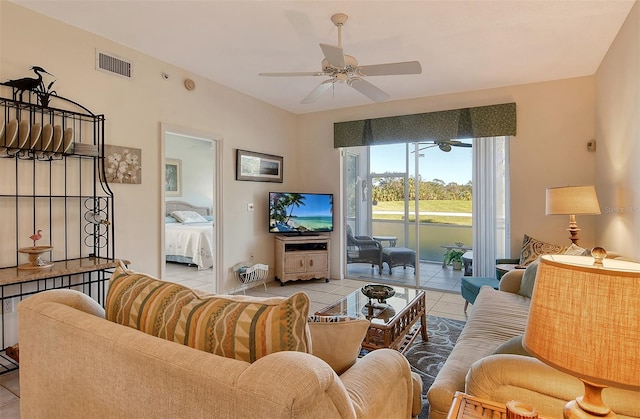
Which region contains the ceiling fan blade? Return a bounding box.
[347,78,390,102]
[319,43,346,68]
[357,61,422,76]
[448,140,473,148]
[259,71,325,77]
[301,79,334,104]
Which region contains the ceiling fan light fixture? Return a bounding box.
[438,143,452,152]
[259,12,421,104]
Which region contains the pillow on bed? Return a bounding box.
[165,216,178,224]
[170,210,208,224]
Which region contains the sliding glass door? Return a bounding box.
[344,140,483,292]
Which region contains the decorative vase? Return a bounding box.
[452,261,463,271]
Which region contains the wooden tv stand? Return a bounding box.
[274,235,330,285]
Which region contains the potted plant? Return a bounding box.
[444,249,464,270]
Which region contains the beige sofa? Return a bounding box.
[19,289,421,418]
[427,269,640,419]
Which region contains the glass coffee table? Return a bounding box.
[316,285,427,352]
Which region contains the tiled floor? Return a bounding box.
[0,261,469,418]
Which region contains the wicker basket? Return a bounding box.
[233,262,268,291]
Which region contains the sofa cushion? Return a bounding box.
[492,335,531,357]
[307,315,370,375]
[106,263,310,362]
[518,234,566,266]
[517,259,540,298]
[564,243,589,256]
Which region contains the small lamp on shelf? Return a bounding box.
[545,185,601,245]
[523,252,640,418]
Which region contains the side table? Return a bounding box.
[495,263,525,279]
[447,392,543,419]
[373,235,397,247]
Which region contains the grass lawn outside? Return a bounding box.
[372,200,472,226]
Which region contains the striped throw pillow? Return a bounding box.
[106,262,310,362]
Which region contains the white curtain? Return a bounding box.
[472,136,509,277]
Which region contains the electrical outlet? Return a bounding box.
[247,203,254,212]
[3,298,14,314]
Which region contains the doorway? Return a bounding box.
[344,141,475,291]
[160,124,223,293]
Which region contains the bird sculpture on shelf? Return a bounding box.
[2,66,53,102]
[29,229,43,247]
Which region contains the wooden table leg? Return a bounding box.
[420,312,428,342]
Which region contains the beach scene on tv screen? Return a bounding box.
[270,193,333,232]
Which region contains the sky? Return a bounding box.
[370,142,472,185]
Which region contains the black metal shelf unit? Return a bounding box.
[0,88,119,374]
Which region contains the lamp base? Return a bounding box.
[567,214,580,245]
[563,381,617,419]
[564,400,616,419]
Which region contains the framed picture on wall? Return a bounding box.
[236,149,283,183]
[103,144,142,184]
[165,158,182,196]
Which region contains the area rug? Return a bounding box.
[404,315,466,419]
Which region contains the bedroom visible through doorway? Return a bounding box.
[161,126,222,293]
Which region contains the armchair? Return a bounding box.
[346,225,382,273]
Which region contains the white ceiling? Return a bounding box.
[13,1,635,115]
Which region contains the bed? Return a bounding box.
[165,201,214,270]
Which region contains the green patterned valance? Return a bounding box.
[334,102,516,148]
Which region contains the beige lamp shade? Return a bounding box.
[545,185,601,215]
[523,255,640,390]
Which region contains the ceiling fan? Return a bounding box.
[259,13,422,104]
[416,140,473,153]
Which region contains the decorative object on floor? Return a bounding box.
[444,249,464,270]
[236,149,283,183]
[103,144,142,184]
[545,185,601,245]
[523,253,640,419]
[361,283,395,303]
[404,315,466,419]
[233,262,269,292]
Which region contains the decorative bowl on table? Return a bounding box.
[361,284,395,304]
[455,242,464,248]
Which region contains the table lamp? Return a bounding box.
[523,252,640,418]
[545,185,601,245]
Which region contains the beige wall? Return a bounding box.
[299,77,597,276]
[0,2,298,292]
[595,0,640,261]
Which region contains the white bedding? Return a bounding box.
[165,222,214,269]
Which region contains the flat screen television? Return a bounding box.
[269,192,333,234]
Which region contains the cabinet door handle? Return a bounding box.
[300,260,304,267]
[309,259,314,267]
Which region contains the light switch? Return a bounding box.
[247,203,254,212]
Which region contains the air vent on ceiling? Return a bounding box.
[95,50,133,79]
